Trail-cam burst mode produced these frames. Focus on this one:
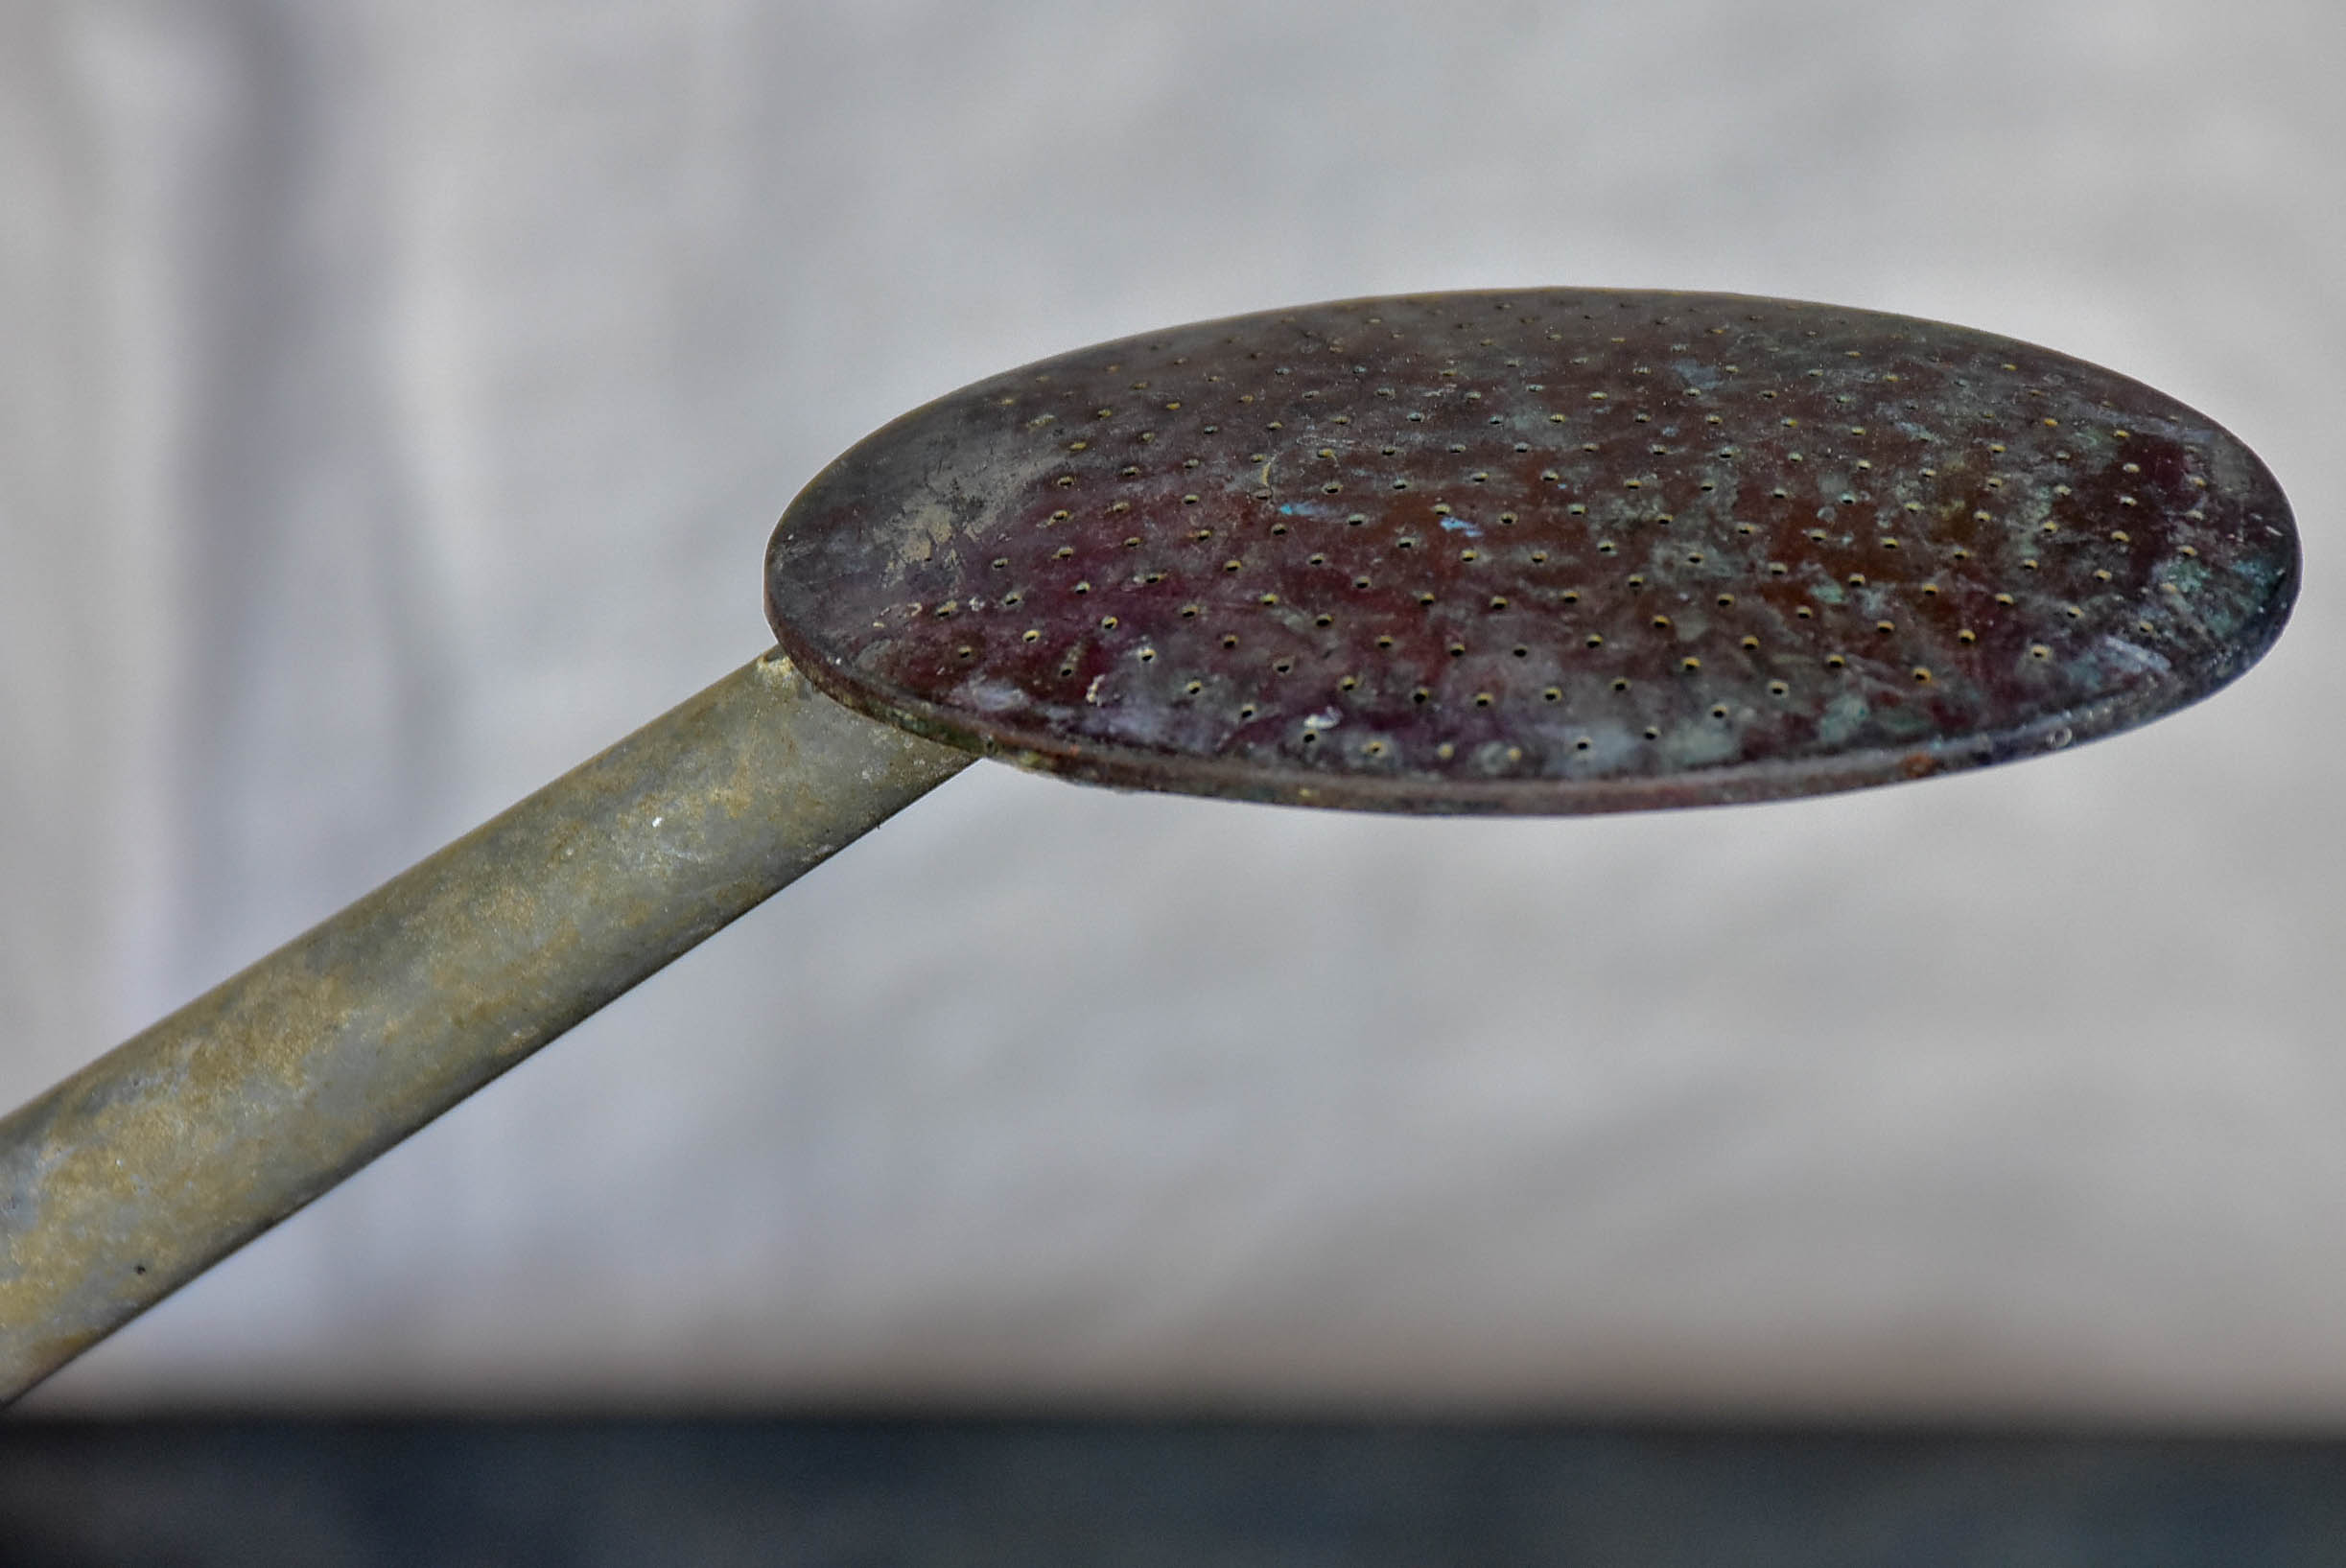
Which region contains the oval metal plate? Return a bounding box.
[766,291,2297,813]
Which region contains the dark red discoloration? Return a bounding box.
[766,291,2296,813]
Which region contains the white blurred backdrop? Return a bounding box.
[3,0,2343,1418]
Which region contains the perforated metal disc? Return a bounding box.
[765,290,2296,813]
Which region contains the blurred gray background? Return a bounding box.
[2,0,2340,1418]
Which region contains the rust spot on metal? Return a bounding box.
[3,291,2305,1404]
[767,290,2297,813]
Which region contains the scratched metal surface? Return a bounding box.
[768,292,2296,813]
